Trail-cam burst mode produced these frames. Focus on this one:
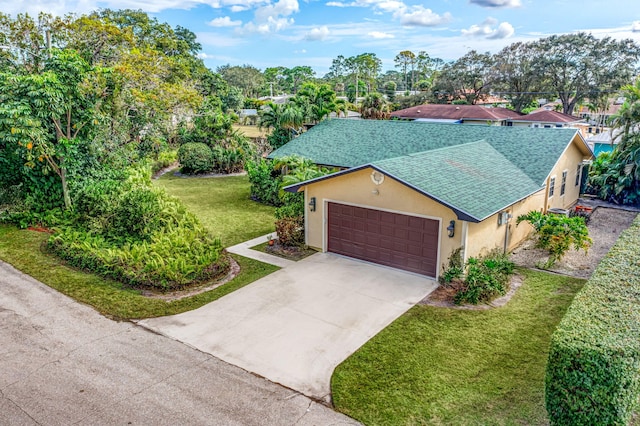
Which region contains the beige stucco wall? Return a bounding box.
[301,167,462,278]
[298,135,591,275]
[546,136,588,210]
[464,191,543,260]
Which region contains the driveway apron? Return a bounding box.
[139,252,437,402]
[0,261,357,425]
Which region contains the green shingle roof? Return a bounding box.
[277,119,589,222]
[373,141,541,221]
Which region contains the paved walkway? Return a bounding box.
[226,233,296,268]
[139,252,437,402]
[0,261,358,425]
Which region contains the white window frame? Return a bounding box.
[549,176,556,198]
[560,170,567,196]
[575,164,581,186]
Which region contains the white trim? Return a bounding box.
[304,189,309,245]
[462,221,469,264]
[560,169,568,197]
[322,198,443,280]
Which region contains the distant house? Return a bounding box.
[585,128,621,156]
[390,104,523,125]
[507,110,585,129]
[270,120,592,279]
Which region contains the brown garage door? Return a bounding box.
[327,203,439,277]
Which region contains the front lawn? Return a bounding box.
[0,225,278,319]
[0,174,280,319]
[332,269,585,425]
[155,173,275,247]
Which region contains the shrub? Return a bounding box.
[211,145,243,174]
[47,168,228,291]
[439,247,464,285]
[246,159,282,206]
[545,215,640,425]
[454,251,514,305]
[150,150,177,174]
[178,142,214,174]
[275,216,305,247]
[517,210,592,268]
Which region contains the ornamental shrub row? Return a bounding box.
[545,214,640,425]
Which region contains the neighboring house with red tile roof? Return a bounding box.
[390,104,523,125]
[507,110,585,129]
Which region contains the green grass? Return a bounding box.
[0,224,278,319]
[155,173,275,247]
[233,124,268,139]
[332,269,586,425]
[0,173,280,318]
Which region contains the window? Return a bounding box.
[575,164,581,186]
[560,171,567,196]
[549,177,556,197]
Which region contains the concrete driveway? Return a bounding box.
[0,261,357,425]
[139,253,437,402]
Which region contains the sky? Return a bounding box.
[2,0,640,76]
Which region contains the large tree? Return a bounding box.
[394,50,416,91]
[432,50,494,104]
[0,50,104,209]
[491,42,543,112]
[217,64,265,97]
[532,33,640,115]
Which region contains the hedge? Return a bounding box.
[545,214,640,425]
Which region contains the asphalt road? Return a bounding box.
[0,261,358,426]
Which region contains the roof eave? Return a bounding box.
[286,164,482,223]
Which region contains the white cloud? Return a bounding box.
[633,21,640,32]
[208,16,243,27]
[294,49,307,54]
[230,5,249,11]
[254,0,299,22]
[325,0,451,27]
[399,7,452,27]
[368,31,394,39]
[469,0,521,8]
[305,26,330,41]
[236,0,298,34]
[462,17,514,39]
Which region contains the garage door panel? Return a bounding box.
[328,203,439,277]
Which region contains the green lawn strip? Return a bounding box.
[233,124,268,139]
[154,173,275,247]
[331,269,585,425]
[0,225,278,320]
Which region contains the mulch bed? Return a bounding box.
[420,274,524,310]
[421,206,637,309]
[264,241,316,261]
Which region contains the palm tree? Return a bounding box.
[589,78,640,204]
[360,92,390,120]
[258,102,306,149]
[293,83,339,124]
